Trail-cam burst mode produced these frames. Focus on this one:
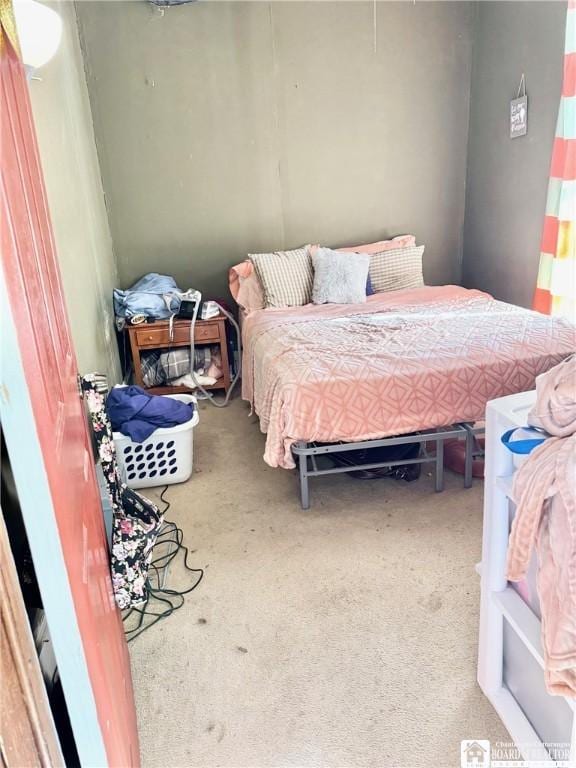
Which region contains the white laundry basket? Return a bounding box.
[113,394,199,489]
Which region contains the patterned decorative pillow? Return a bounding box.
[369,245,425,293]
[249,246,313,308]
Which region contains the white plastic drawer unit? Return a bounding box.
[478,390,576,764]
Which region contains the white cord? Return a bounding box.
[187,301,241,408]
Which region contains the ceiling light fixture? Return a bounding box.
[13,0,62,71]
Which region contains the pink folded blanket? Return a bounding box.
[507,356,576,697]
[528,354,576,437]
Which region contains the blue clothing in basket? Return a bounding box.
[107,386,194,442]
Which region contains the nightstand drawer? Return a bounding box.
[194,323,220,342]
[135,323,220,348]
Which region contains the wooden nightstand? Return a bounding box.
[127,314,231,395]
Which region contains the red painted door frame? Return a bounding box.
[1,31,140,768]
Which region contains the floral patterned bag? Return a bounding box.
[81,377,164,610]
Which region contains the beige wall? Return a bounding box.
[76,1,475,299]
[462,1,566,308]
[28,0,121,381]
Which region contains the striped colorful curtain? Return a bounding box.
[533,0,576,322]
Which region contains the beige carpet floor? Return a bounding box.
[130,397,509,768]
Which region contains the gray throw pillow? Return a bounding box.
[312,248,370,305]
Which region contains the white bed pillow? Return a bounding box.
[312,248,370,305]
[369,245,425,293]
[249,246,313,308]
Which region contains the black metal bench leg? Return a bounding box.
[298,454,310,510]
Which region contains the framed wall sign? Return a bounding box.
[511,75,528,138]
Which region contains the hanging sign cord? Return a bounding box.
[517,74,526,99]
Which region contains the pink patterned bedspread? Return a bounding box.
[242,286,576,468]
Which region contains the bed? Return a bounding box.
[240,285,575,505]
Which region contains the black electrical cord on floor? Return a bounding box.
[159,484,171,514]
[123,485,204,643]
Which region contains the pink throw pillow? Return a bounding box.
[309,235,416,258]
[228,261,265,312]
